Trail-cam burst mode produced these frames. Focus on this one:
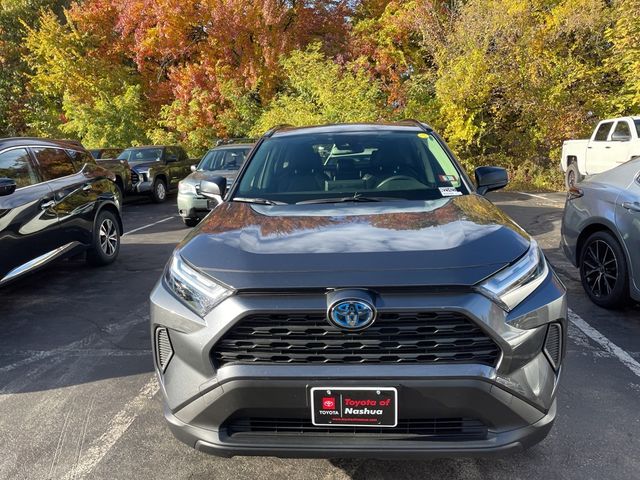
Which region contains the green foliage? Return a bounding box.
[433,0,616,180]
[606,0,640,113]
[0,0,68,136]
[23,9,149,146]
[252,44,384,135]
[61,84,149,147]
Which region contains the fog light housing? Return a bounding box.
[155,327,174,373]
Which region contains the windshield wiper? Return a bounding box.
[296,195,394,205]
[233,197,287,205]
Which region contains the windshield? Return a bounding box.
[118,148,163,163]
[198,147,250,172]
[234,131,468,204]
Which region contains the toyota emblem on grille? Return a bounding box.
[328,299,376,331]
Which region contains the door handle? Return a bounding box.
[40,199,56,210]
[622,202,640,213]
[605,146,611,149]
[82,183,92,192]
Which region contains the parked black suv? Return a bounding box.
[0,138,122,285]
[117,145,192,203]
[151,122,567,458]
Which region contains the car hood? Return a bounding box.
[130,161,161,171]
[182,169,240,185]
[177,195,531,290]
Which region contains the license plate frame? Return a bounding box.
[310,387,397,428]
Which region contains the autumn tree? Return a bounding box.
[433,0,616,188]
[24,9,149,146]
[251,44,384,134]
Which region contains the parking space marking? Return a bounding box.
[515,191,564,204]
[62,375,159,480]
[569,308,640,378]
[123,216,176,236]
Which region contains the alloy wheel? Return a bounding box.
[99,218,118,256]
[567,170,575,188]
[582,239,618,298]
[156,182,166,200]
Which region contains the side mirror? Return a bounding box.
[190,165,197,172]
[199,176,227,203]
[0,178,17,196]
[611,131,631,142]
[475,166,508,195]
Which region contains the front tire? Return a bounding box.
[183,218,199,228]
[579,231,629,309]
[87,210,121,266]
[565,163,583,189]
[151,178,167,203]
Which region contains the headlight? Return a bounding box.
[178,181,196,194]
[475,239,548,312]
[164,253,234,316]
[136,170,149,182]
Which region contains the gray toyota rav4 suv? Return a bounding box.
[150,122,567,458]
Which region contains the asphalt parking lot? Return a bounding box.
[1,192,639,480]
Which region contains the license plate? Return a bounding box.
[310,387,397,427]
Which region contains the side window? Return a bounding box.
[166,147,179,162]
[0,148,39,188]
[594,122,613,141]
[612,121,631,140]
[32,147,75,180]
[66,149,95,171]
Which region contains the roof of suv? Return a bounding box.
[267,121,433,138]
[211,143,253,149]
[0,137,86,150]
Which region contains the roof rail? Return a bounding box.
[264,124,293,138]
[400,119,433,132]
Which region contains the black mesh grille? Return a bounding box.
[224,417,488,440]
[212,311,500,367]
[544,323,562,370]
[130,170,139,184]
[155,327,173,372]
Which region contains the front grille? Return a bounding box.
[130,170,139,184]
[224,417,488,441]
[212,311,500,367]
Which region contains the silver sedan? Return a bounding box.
[561,158,640,308]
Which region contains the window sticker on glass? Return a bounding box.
[417,133,429,139]
[438,174,458,183]
[439,186,462,197]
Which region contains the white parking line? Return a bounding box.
[123,216,175,236]
[62,376,159,480]
[516,191,564,204]
[569,308,640,378]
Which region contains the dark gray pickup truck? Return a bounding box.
[89,149,132,196]
[116,145,193,203]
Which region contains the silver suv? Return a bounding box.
[150,122,567,458]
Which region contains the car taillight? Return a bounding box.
[567,186,583,200]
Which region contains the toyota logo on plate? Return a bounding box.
[328,299,376,331]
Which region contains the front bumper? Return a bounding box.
[177,192,210,219]
[150,269,567,458]
[132,180,152,194]
[165,381,557,458]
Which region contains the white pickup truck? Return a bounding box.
[561,116,640,187]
